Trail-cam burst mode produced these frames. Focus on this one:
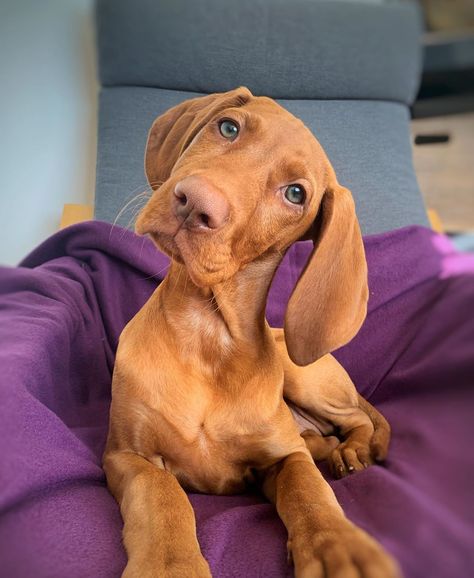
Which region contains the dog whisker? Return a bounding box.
[109,187,152,241]
[173,264,183,292]
[114,187,151,222]
[122,201,149,238]
[140,262,170,281]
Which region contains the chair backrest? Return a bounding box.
[95,0,429,234]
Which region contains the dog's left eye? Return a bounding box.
[219,120,239,140]
[284,184,306,205]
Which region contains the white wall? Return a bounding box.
[0,0,98,265]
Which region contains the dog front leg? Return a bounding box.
[274,328,391,477]
[103,451,211,578]
[262,452,401,578]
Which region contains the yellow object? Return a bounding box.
[60,204,94,229]
[427,208,444,234]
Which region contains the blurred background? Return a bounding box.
[0,0,473,265]
[0,0,97,265]
[413,0,474,250]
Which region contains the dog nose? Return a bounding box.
[173,176,229,230]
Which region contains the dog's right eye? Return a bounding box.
[219,120,239,140]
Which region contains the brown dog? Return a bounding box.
[104,87,400,578]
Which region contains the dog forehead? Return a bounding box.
[244,97,319,152]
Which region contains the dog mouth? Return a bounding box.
[148,231,184,264]
[148,227,231,285]
[137,201,237,285]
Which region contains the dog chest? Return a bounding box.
[123,392,303,495]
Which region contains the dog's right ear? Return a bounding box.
[145,87,252,189]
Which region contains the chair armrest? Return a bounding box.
[60,204,94,229]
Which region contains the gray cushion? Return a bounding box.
[96,0,422,104]
[95,87,428,235]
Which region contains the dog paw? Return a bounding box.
[329,439,376,478]
[301,430,340,462]
[291,522,401,578]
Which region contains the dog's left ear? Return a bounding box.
[284,174,368,366]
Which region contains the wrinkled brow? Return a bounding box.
[277,159,312,183]
[234,110,263,133]
[263,158,313,192]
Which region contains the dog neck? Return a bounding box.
[151,251,283,359]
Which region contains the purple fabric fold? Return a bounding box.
[0,221,473,578]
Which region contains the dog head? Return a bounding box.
[136,87,368,365]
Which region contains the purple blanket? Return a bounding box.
[0,221,473,578]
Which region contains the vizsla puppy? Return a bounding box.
[104,87,400,578]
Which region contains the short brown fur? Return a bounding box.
[104,87,400,578]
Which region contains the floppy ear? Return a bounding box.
[284,177,368,366]
[145,87,252,188]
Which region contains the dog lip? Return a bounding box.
[143,225,226,280]
[147,231,183,262]
[175,234,227,275]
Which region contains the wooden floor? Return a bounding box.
[411,113,474,233]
